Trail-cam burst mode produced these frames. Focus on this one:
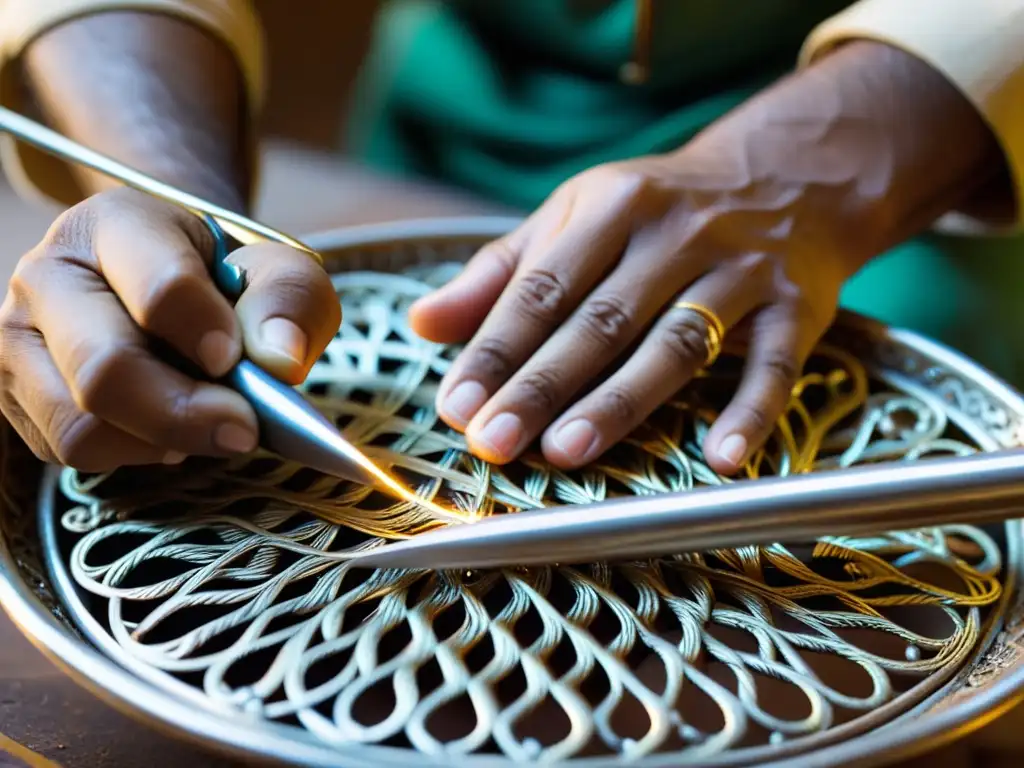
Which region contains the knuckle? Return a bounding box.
[476,238,518,276]
[5,266,32,307]
[0,292,24,336]
[7,248,51,300]
[515,269,568,324]
[136,260,208,331]
[68,342,132,414]
[0,339,11,384]
[662,314,710,368]
[45,201,97,251]
[733,401,774,436]
[468,338,516,381]
[760,353,801,391]
[600,386,639,425]
[0,322,26,379]
[514,369,562,412]
[91,186,178,226]
[251,262,329,308]
[255,262,343,339]
[93,186,147,208]
[589,165,649,198]
[578,296,636,346]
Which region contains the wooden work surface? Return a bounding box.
[0,615,244,768]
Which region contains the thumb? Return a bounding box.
[229,243,340,385]
[407,239,518,343]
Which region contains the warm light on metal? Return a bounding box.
[0,104,465,520]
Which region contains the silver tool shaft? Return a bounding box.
[354,450,1024,570]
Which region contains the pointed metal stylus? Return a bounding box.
[353,450,1024,570]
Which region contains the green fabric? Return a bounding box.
[348,0,849,209]
[840,234,1024,385]
[347,0,1024,386]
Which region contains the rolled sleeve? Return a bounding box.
[799,0,1024,233]
[0,0,264,206]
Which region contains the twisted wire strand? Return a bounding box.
[53,263,1007,763]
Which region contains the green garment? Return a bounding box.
[348,0,1024,386]
[348,0,850,208]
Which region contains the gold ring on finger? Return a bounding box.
[672,301,725,368]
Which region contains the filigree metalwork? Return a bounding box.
[47,263,1011,764]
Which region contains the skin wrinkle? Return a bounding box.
[416,40,1009,473]
[704,42,1000,270]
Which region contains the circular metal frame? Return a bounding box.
[0,217,1022,767]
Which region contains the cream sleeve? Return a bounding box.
[0,0,264,207]
[799,0,1024,233]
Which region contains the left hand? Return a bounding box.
[408,155,852,476]
[408,41,1004,475]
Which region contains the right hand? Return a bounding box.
[0,188,341,472]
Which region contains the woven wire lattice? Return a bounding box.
[50,262,1008,764]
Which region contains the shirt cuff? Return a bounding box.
[0,0,264,208]
[799,0,1024,234]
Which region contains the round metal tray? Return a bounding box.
[2,217,1024,768]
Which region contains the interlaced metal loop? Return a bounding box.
[52,263,1008,764]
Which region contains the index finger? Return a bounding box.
[21,255,257,457]
[434,183,639,432]
[90,192,242,378]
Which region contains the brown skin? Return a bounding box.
[0,14,1008,475]
[24,12,251,207]
[410,40,1007,474]
[0,13,339,470]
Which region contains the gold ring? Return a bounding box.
[673,301,725,367]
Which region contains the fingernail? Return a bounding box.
[718,433,748,467]
[473,412,525,462]
[551,419,599,464]
[197,330,238,377]
[162,450,187,465]
[440,381,488,427]
[215,422,258,454]
[260,317,307,365]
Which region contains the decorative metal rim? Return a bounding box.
[0,216,1022,768]
[33,467,1021,768]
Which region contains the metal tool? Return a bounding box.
[201,215,382,487]
[0,105,400,491]
[355,450,1024,570]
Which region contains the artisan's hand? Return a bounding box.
[412,157,850,476]
[0,188,340,471]
[410,41,1005,474]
